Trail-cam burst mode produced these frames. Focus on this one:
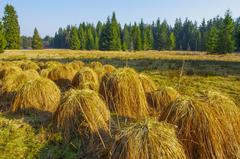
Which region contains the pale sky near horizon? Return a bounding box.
[0,0,240,37]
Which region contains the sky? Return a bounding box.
[0,0,240,37]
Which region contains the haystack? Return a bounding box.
[103,64,116,73]
[18,60,40,71]
[110,119,186,159]
[139,73,157,93]
[159,96,238,159]
[89,61,103,69]
[48,65,77,90]
[147,87,179,114]
[67,61,85,70]
[0,66,22,79]
[10,77,61,114]
[53,89,110,142]
[99,67,149,119]
[39,68,51,78]
[94,67,107,82]
[42,61,62,69]
[72,67,99,91]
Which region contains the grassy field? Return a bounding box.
[0,50,240,158]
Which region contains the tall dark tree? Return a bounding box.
[168,32,176,50]
[146,26,154,50]
[235,17,240,51]
[69,26,80,50]
[0,22,6,53]
[158,20,169,50]
[85,26,95,50]
[99,17,111,50]
[2,4,20,49]
[78,24,86,50]
[132,23,142,50]
[140,19,148,50]
[109,12,121,50]
[32,28,43,49]
[217,10,235,53]
[122,25,131,51]
[199,19,208,51]
[174,18,183,50]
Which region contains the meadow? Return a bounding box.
[0,50,240,159]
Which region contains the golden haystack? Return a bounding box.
[89,61,103,69]
[24,69,39,76]
[139,73,157,93]
[94,67,107,82]
[159,96,238,159]
[10,77,61,114]
[48,65,77,90]
[99,67,149,119]
[147,87,180,114]
[110,119,186,159]
[43,61,62,69]
[0,66,22,79]
[103,64,116,73]
[198,91,240,155]
[53,89,110,142]
[18,60,40,71]
[39,68,51,78]
[67,61,85,70]
[72,67,99,91]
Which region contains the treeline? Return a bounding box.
[0,4,240,54]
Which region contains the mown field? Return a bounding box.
[0,50,240,159]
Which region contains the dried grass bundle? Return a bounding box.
[139,73,157,93]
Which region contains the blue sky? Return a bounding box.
[0,0,240,37]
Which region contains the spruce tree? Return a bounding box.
[0,22,6,53]
[109,12,121,50]
[168,32,176,50]
[122,25,130,51]
[146,26,154,50]
[32,28,43,49]
[69,27,80,50]
[140,20,148,50]
[158,20,169,50]
[99,17,111,50]
[3,4,20,49]
[132,23,142,50]
[86,27,95,50]
[78,24,86,50]
[207,26,218,53]
[217,10,235,53]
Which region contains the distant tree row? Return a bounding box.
[0,4,239,54]
[50,10,239,53]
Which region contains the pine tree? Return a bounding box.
[146,26,154,50]
[2,4,20,49]
[99,17,111,50]
[140,19,148,50]
[0,22,6,53]
[86,26,95,50]
[132,23,142,50]
[217,10,235,53]
[158,20,169,50]
[122,25,130,51]
[69,27,80,50]
[78,24,86,50]
[174,18,183,50]
[32,28,43,49]
[207,26,218,53]
[109,12,121,50]
[168,32,176,50]
[235,18,240,51]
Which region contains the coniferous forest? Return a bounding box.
[1,4,240,53]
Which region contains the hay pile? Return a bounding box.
[89,61,103,69]
[147,87,180,114]
[94,67,107,82]
[0,66,22,80]
[53,89,110,142]
[99,67,149,119]
[110,119,186,159]
[10,77,61,114]
[42,61,62,69]
[72,67,99,91]
[159,96,239,159]
[103,64,116,73]
[48,65,77,90]
[18,60,40,71]
[139,73,157,93]
[67,61,85,70]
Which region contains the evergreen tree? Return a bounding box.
[109,12,121,50]
[69,27,80,50]
[140,19,148,50]
[217,10,235,53]
[21,36,32,49]
[32,28,43,49]
[86,26,95,50]
[168,32,176,50]
[78,24,86,50]
[207,26,218,53]
[235,18,240,51]
[174,18,183,50]
[0,22,6,53]
[158,20,169,50]
[3,4,20,49]
[146,26,154,50]
[99,17,111,50]
[199,19,208,51]
[122,25,130,51]
[132,23,142,50]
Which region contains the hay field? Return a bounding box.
[0,50,240,159]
